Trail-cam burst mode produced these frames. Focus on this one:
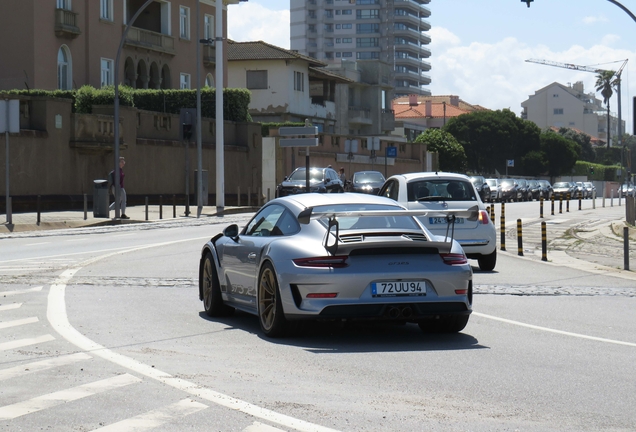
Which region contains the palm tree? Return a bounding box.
[595,70,619,149]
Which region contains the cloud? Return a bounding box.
[228,3,290,48]
[583,15,609,24]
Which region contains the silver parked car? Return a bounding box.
[486,178,502,202]
[198,193,474,337]
[379,172,497,271]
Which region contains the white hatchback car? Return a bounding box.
[379,172,497,271]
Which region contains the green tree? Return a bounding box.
[540,130,580,178]
[443,109,541,175]
[557,127,595,162]
[595,70,619,149]
[414,129,467,173]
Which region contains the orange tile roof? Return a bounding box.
[393,102,470,119]
[393,95,487,112]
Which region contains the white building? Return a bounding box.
[290,0,431,97]
[521,81,624,146]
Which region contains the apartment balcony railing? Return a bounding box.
[394,0,431,16]
[381,109,395,132]
[125,27,175,56]
[54,8,81,38]
[348,106,372,125]
[202,45,216,66]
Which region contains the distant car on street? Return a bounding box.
[552,181,575,200]
[347,171,386,195]
[486,178,502,202]
[537,180,553,200]
[276,167,344,197]
[499,179,521,202]
[469,175,491,202]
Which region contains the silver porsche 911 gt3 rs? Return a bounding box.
[198,193,474,338]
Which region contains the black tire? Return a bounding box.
[201,252,234,317]
[258,262,289,338]
[477,249,497,271]
[418,315,469,333]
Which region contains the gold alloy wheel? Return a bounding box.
[258,267,277,331]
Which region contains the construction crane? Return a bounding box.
[525,58,628,146]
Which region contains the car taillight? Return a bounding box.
[440,253,468,265]
[478,210,490,224]
[293,256,349,268]
[306,293,338,298]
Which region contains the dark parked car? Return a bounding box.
[347,171,386,194]
[276,167,344,197]
[469,175,491,202]
[538,180,553,200]
[515,179,532,201]
[500,179,520,202]
[527,179,541,201]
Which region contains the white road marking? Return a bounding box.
[49,268,341,432]
[0,303,22,311]
[0,317,39,329]
[92,398,208,431]
[0,353,92,382]
[474,312,636,347]
[25,242,50,246]
[0,335,55,351]
[1,286,43,296]
[65,238,88,242]
[0,373,141,420]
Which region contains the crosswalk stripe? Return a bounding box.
[92,398,208,431]
[0,353,92,382]
[0,286,43,296]
[0,303,22,311]
[0,373,142,420]
[0,317,39,329]
[0,334,55,351]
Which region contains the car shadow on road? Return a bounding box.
[199,311,488,353]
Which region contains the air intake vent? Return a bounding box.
[402,233,428,241]
[339,234,364,243]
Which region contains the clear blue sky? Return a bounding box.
[228,0,636,134]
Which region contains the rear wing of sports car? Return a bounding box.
[297,206,479,255]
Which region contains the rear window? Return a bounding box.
[313,204,420,231]
[407,179,477,202]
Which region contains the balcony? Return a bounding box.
[394,69,431,85]
[381,109,395,132]
[54,8,81,38]
[202,45,216,66]
[393,26,431,44]
[395,53,431,71]
[394,11,431,31]
[348,106,372,125]
[125,27,175,56]
[394,0,431,16]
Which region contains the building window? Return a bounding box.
[100,58,113,87]
[342,9,352,15]
[342,23,352,29]
[356,9,379,19]
[356,37,378,47]
[204,14,214,40]
[100,0,113,21]
[57,0,71,10]
[205,74,214,88]
[553,94,559,97]
[180,73,191,89]
[336,38,341,43]
[342,52,352,58]
[336,10,341,15]
[342,38,352,43]
[57,46,72,90]
[336,52,341,57]
[554,108,564,115]
[180,6,190,39]
[357,0,379,3]
[336,24,341,29]
[246,70,268,89]
[356,52,379,59]
[294,71,304,92]
[357,23,379,33]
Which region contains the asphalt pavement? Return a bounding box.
[1,197,635,281]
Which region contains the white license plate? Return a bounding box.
[372,281,426,297]
[429,217,465,224]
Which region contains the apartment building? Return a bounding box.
[290,0,432,97]
[0,0,240,92]
[521,81,625,146]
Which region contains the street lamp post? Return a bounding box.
[113,0,155,219]
[196,0,203,218]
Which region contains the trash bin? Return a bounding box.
[93,179,109,218]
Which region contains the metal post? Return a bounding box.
[237,186,241,207]
[267,188,271,202]
[559,197,563,214]
[500,202,506,251]
[37,195,41,225]
[84,193,87,220]
[566,194,570,212]
[540,197,543,218]
[215,0,225,213]
[490,204,495,223]
[551,195,554,215]
[624,227,630,271]
[4,100,10,225]
[517,219,523,256]
[305,146,310,192]
[541,221,547,261]
[173,194,176,218]
[160,195,163,219]
[578,192,582,211]
[145,196,149,221]
[195,0,203,219]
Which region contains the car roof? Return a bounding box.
[392,172,471,182]
[274,192,407,210]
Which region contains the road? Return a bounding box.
[1,204,635,431]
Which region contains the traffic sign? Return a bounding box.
[279,138,319,147]
[279,126,318,136]
[386,146,397,158]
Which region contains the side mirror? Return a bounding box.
[223,224,239,239]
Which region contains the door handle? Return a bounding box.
[248,252,256,260]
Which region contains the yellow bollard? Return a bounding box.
[541,221,547,261]
[517,219,523,256]
[500,202,506,251]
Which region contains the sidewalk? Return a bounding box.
[0,204,259,234]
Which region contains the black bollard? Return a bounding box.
[500,202,506,251]
[541,221,547,261]
[517,219,523,256]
